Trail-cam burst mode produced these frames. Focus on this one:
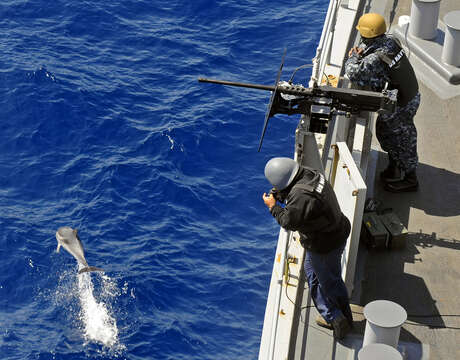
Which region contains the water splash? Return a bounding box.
[76,264,122,350]
[48,266,126,356]
[27,66,57,83]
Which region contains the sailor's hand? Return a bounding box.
[348,46,363,57]
[263,193,276,210]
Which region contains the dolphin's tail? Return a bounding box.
[78,266,104,274]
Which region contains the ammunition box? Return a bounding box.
[379,212,408,249]
[362,212,389,250]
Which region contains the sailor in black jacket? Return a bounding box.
[262,157,352,339]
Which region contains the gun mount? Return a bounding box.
[198,55,397,151]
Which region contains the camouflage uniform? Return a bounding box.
[344,35,420,173]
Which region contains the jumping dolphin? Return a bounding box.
[56,226,103,274]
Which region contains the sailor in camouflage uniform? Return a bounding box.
[345,13,420,192]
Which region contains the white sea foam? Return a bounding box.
[77,264,122,350]
[164,129,184,152]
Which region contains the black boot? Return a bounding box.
[384,171,419,192]
[380,157,401,183]
[331,314,350,340]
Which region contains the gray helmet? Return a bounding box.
[264,157,300,190]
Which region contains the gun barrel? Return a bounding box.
[198,78,395,113]
[198,78,275,92]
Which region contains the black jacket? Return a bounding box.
[270,167,350,253]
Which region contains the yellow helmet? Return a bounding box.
[356,13,387,38]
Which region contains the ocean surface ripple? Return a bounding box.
[0,1,326,359]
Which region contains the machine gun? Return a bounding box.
[198,54,397,151]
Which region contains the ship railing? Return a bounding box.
[310,0,339,86]
[310,0,361,87]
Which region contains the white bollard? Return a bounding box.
[358,343,403,360]
[362,300,407,349]
[442,11,460,67]
[409,0,441,40]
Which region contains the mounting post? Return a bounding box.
[358,343,402,360]
[362,300,407,349]
[442,11,460,67]
[409,0,440,40]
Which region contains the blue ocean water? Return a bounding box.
[0,1,327,359]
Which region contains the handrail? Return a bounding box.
[310,0,340,86]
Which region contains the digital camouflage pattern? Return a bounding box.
[345,35,420,173]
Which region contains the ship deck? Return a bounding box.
[290,0,460,359]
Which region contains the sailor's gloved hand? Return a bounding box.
[263,193,276,210]
[348,46,363,57]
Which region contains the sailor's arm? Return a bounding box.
[344,51,384,89]
[262,192,309,231]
